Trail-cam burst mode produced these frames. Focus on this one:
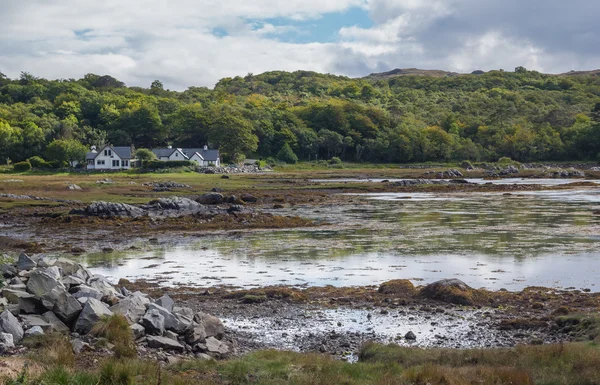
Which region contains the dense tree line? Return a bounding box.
[0,68,599,165]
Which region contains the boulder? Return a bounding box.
[45,266,62,281]
[53,258,81,276]
[193,312,224,340]
[378,280,417,296]
[205,336,229,355]
[83,201,145,218]
[0,332,14,351]
[74,298,113,335]
[0,264,17,278]
[87,276,120,298]
[17,253,37,271]
[42,286,82,323]
[196,193,223,205]
[420,279,483,306]
[149,197,203,212]
[141,309,165,336]
[27,269,64,298]
[131,323,146,339]
[0,310,24,342]
[172,306,194,319]
[146,303,185,333]
[147,335,184,352]
[71,285,104,301]
[155,294,175,312]
[405,331,417,340]
[42,312,70,333]
[18,296,46,314]
[185,323,206,345]
[20,315,52,332]
[110,296,148,324]
[1,289,35,304]
[241,193,258,203]
[67,184,82,190]
[62,276,86,288]
[24,326,44,338]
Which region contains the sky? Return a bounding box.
[0,0,598,90]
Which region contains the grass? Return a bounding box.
[90,314,137,358]
[6,342,600,385]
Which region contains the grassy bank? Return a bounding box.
[3,341,600,385]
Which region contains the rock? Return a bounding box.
[87,276,120,297]
[1,288,35,304]
[71,285,104,301]
[172,307,194,319]
[110,296,148,324]
[227,205,244,214]
[155,294,175,312]
[62,276,86,288]
[141,309,165,336]
[42,311,70,333]
[143,181,190,189]
[24,326,44,338]
[193,312,224,340]
[96,178,114,185]
[196,193,224,205]
[185,323,206,345]
[37,256,58,268]
[0,264,17,278]
[205,336,229,355]
[53,258,81,276]
[131,323,146,339]
[18,296,45,314]
[146,303,186,333]
[82,201,145,218]
[0,332,14,351]
[165,330,179,340]
[42,286,82,323]
[195,353,213,360]
[405,331,417,340]
[241,193,258,203]
[71,339,91,354]
[17,253,37,271]
[0,310,24,342]
[20,315,52,332]
[378,280,417,296]
[147,335,185,352]
[148,197,203,213]
[67,184,82,190]
[420,279,481,306]
[74,298,113,335]
[27,269,64,298]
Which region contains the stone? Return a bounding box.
[0,309,24,342]
[193,312,224,340]
[172,306,194,319]
[241,193,258,203]
[420,279,479,306]
[195,353,213,360]
[17,253,37,271]
[74,298,113,335]
[131,323,146,339]
[62,276,86,288]
[147,335,184,352]
[148,197,203,212]
[155,294,175,312]
[72,267,92,282]
[0,332,14,350]
[24,326,44,338]
[87,276,120,298]
[42,286,82,323]
[71,339,91,355]
[205,336,229,355]
[20,315,52,332]
[37,256,58,268]
[83,201,145,218]
[71,285,104,301]
[1,288,35,304]
[0,264,17,278]
[27,269,64,298]
[67,184,82,190]
[45,266,62,281]
[378,280,417,296]
[146,303,184,333]
[110,295,148,324]
[185,323,206,345]
[18,297,46,314]
[42,312,70,333]
[165,330,179,340]
[195,193,223,205]
[53,258,81,276]
[405,331,417,340]
[141,309,165,336]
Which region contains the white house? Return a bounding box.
[86,145,135,170]
[151,145,220,167]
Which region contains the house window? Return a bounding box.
[175,153,179,157]
[112,160,120,167]
[123,160,129,167]
[87,160,94,165]
[97,160,105,165]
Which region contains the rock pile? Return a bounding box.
[547,168,585,178]
[436,169,463,178]
[0,254,232,358]
[486,165,519,177]
[197,165,269,174]
[142,181,191,192]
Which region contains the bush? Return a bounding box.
[328,157,342,165]
[460,160,473,169]
[91,314,136,358]
[13,161,31,172]
[276,143,298,164]
[47,160,68,169]
[27,156,46,168]
[143,160,194,170]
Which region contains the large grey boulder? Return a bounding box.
[155,294,174,312]
[149,197,203,212]
[74,298,113,335]
[196,193,223,205]
[53,258,80,277]
[0,332,14,351]
[141,308,165,336]
[194,312,224,340]
[185,322,206,345]
[110,296,148,324]
[71,285,104,301]
[20,315,52,332]
[62,276,86,288]
[146,303,188,333]
[0,310,24,342]
[1,289,35,304]
[42,286,82,323]
[205,336,229,355]
[42,312,70,333]
[27,269,64,298]
[18,296,45,314]
[172,306,194,319]
[147,335,184,352]
[83,201,145,218]
[17,253,37,271]
[87,276,119,297]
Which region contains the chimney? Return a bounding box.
[90,145,97,153]
[167,145,172,149]
[203,144,208,151]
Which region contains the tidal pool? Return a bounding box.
[85,188,600,291]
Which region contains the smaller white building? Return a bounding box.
[151,147,188,161]
[151,145,221,167]
[86,145,135,170]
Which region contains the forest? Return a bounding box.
[1,67,600,165]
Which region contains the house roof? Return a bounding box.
[152,148,183,158]
[86,145,133,160]
[181,148,219,162]
[86,152,98,160]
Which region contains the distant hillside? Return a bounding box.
[366,68,461,79]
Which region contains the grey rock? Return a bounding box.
[27,269,64,297]
[71,338,91,354]
[131,323,146,339]
[74,298,113,335]
[20,315,52,332]
[42,286,82,323]
[0,264,17,278]
[42,312,70,333]
[17,253,37,271]
[148,197,203,212]
[405,331,417,340]
[196,193,223,205]
[53,258,81,276]
[141,309,165,336]
[71,285,104,301]
[241,193,258,203]
[0,309,24,342]
[67,184,82,190]
[37,256,58,268]
[147,335,184,352]
[87,276,119,297]
[146,303,184,333]
[165,330,179,340]
[110,296,148,324]
[155,294,174,312]
[172,306,194,319]
[0,332,14,350]
[185,323,206,345]
[193,312,224,339]
[18,296,46,314]
[1,288,35,304]
[205,336,229,355]
[45,266,62,281]
[83,201,145,218]
[24,326,44,338]
[62,276,86,288]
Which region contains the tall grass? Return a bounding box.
[91,314,137,358]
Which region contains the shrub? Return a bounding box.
[13,161,31,172]
[135,148,156,166]
[91,314,137,358]
[143,160,194,170]
[277,143,298,164]
[328,157,342,165]
[460,160,473,169]
[27,156,46,168]
[47,160,68,169]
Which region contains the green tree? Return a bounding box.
[208,106,258,163]
[46,139,87,167]
[135,148,156,166]
[0,120,22,164]
[277,143,298,164]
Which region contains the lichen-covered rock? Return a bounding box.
[378,280,417,296]
[148,197,203,212]
[155,294,175,312]
[110,296,148,324]
[82,201,145,218]
[42,286,82,323]
[196,193,224,205]
[420,279,484,306]
[27,269,64,298]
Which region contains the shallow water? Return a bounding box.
[85,187,600,291]
[311,178,599,186]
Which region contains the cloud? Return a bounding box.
[0,0,598,89]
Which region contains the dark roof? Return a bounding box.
[113,146,133,159]
[152,148,181,158]
[181,148,219,161]
[86,152,98,160]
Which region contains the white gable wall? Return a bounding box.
[87,146,132,170]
